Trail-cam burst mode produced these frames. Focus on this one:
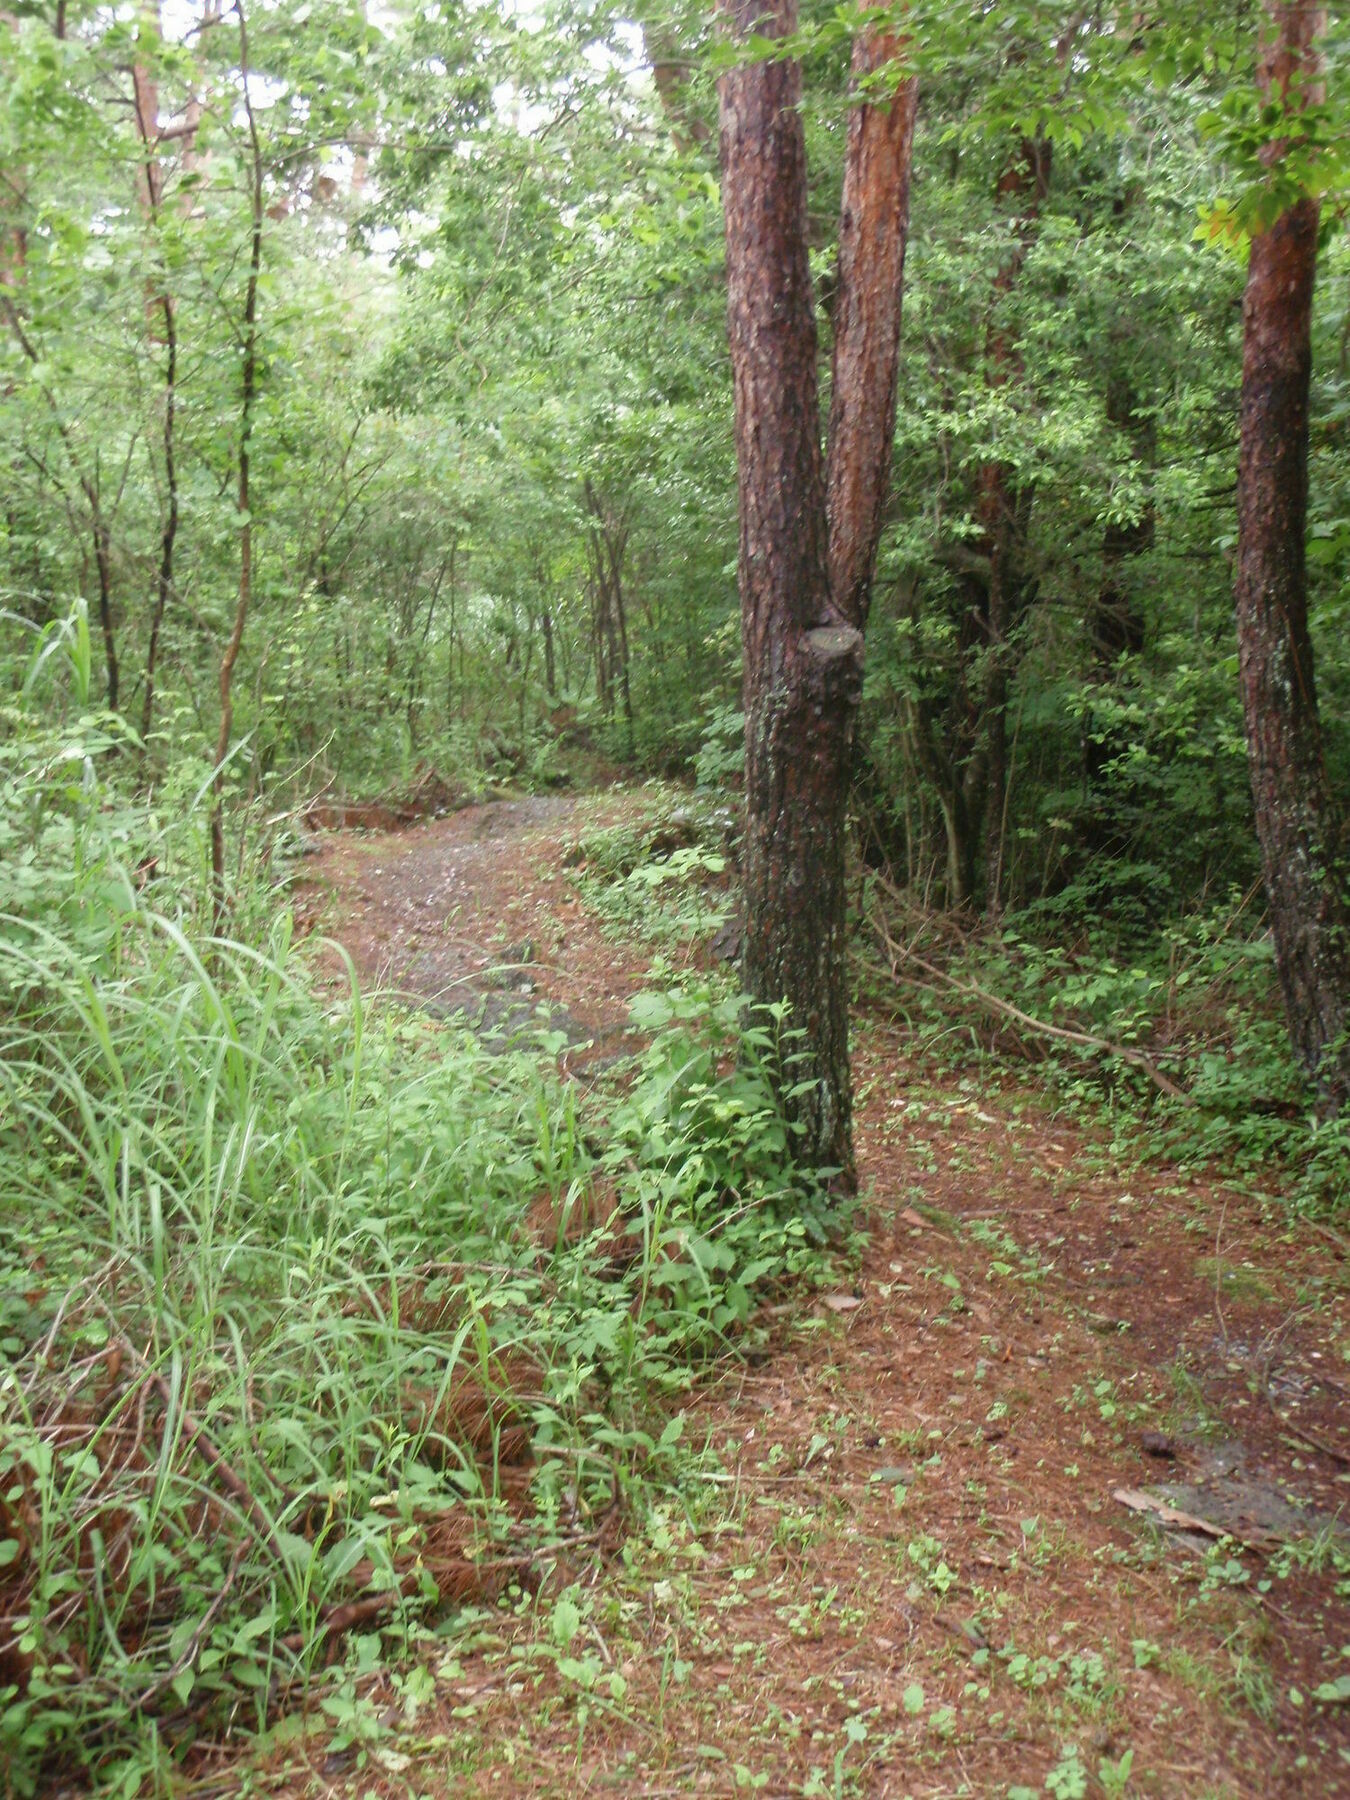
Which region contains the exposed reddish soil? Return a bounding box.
[282,791,1350,1800]
[298,791,653,1064]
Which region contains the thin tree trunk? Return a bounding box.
[91,515,118,711]
[1236,2,1350,1110]
[132,2,184,746]
[978,133,1050,917]
[210,0,263,929]
[641,10,711,152]
[1084,365,1152,801]
[541,603,556,697]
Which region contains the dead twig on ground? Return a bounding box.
[869,903,1192,1105]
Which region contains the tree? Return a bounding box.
[718,0,916,1180]
[1234,1,1350,1111]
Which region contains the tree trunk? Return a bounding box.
[719,3,913,1180]
[541,604,556,697]
[132,1,182,746]
[92,516,118,711]
[720,0,855,1177]
[1083,365,1153,804]
[641,10,712,153]
[825,32,916,631]
[977,133,1050,916]
[1235,2,1350,1110]
[210,0,263,930]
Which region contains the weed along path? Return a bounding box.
[298,788,1350,1800]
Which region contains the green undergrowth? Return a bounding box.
[569,797,736,948]
[865,881,1350,1212]
[0,613,839,1796]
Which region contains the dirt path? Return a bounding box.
[300,792,650,1057]
[298,791,1350,1800]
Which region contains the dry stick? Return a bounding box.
[871,909,1192,1105]
[128,1539,250,1714]
[88,1309,287,1561]
[1307,1219,1350,1257]
[278,1572,420,1654]
[276,1527,609,1656]
[1264,1365,1350,1468]
[140,1361,280,1545]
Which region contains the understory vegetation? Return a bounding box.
[0,623,839,1791]
[3,0,1350,1792]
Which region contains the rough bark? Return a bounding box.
[825,32,916,631]
[720,1,913,1180]
[1236,2,1350,1110]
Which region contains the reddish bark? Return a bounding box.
[1236,4,1349,1110]
[826,34,916,631]
[719,7,915,1179]
[720,0,855,1177]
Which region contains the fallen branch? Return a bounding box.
[146,1368,281,1543]
[95,1314,282,1552]
[278,1572,421,1654]
[871,911,1192,1105]
[129,1540,250,1715]
[1264,1370,1350,1468]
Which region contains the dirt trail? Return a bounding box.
[301,792,647,1056]
[300,791,1350,1800]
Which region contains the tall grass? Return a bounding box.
[0,607,831,1794]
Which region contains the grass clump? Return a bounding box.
[0,612,834,1795]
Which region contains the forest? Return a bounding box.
[2,0,1349,1794]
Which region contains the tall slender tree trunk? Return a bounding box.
[92,515,118,710]
[541,604,556,697]
[1084,364,1153,806]
[978,133,1050,916]
[720,2,915,1180]
[1236,2,1350,1110]
[131,1,185,746]
[210,0,264,929]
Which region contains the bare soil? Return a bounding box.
[285,789,1350,1800]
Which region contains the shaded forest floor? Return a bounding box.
[277,785,1350,1800]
